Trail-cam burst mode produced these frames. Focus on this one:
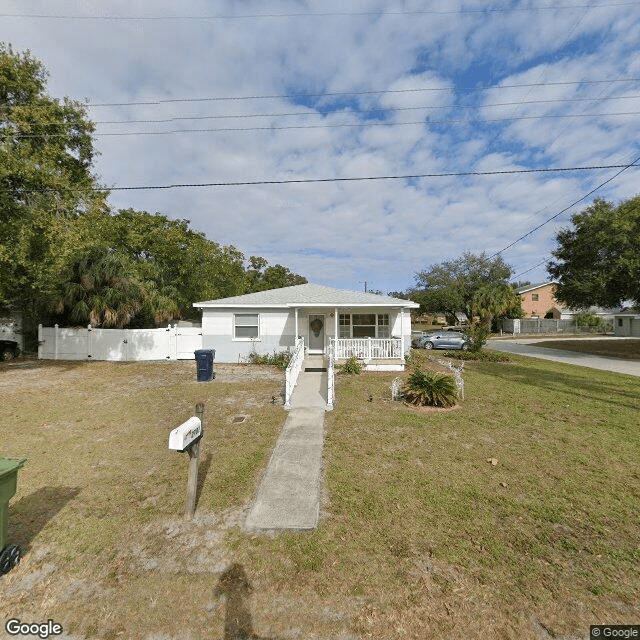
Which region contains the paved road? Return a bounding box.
[486,338,640,377]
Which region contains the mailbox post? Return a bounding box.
[168,403,204,520]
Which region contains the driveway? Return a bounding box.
[486,337,640,377]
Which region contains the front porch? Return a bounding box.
[329,337,405,371]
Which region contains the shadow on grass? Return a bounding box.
[214,563,280,640]
[195,450,213,510]
[8,486,81,552]
[478,361,640,411]
[0,357,89,373]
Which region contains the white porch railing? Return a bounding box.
[326,341,335,411]
[331,337,403,360]
[284,337,305,409]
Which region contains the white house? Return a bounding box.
[193,283,419,367]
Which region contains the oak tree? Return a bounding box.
[548,196,640,308]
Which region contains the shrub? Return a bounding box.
[441,350,511,362]
[575,312,604,328]
[467,323,489,352]
[340,356,363,375]
[247,350,291,369]
[402,367,458,407]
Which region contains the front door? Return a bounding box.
[308,314,325,353]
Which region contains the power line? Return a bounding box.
[512,259,551,279]
[84,78,640,107]
[7,164,636,194]
[1,4,635,20]
[489,153,640,258]
[33,94,638,126]
[11,111,640,138]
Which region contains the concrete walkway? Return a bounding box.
[487,337,640,377]
[244,357,327,531]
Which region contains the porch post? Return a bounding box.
[295,307,299,339]
[334,308,338,342]
[400,308,405,357]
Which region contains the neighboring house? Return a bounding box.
[0,308,24,351]
[559,306,618,322]
[517,282,564,318]
[454,311,469,326]
[614,308,640,337]
[414,312,447,325]
[193,283,419,367]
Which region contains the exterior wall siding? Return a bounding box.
[201,308,294,363]
[201,306,414,362]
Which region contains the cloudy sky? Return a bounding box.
[3,1,640,293]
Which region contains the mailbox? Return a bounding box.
[168,417,202,452]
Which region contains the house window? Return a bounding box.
[377,314,390,338]
[234,314,259,339]
[618,318,623,327]
[352,314,376,338]
[532,294,539,301]
[339,314,350,338]
[338,313,390,338]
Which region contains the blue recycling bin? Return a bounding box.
[194,349,215,382]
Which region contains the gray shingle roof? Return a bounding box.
[194,283,418,308]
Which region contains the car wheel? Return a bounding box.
[0,544,21,575]
[1,348,15,361]
[424,341,433,350]
[461,343,469,351]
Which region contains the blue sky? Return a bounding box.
[3,1,640,293]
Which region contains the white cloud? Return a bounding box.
[3,0,640,293]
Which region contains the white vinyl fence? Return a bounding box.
[499,318,577,334]
[38,324,203,361]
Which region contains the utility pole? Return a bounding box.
[359,281,368,293]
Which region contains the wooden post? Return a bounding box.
[184,403,205,520]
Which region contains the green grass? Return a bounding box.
[232,353,640,636]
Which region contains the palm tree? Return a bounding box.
[53,246,177,327]
[471,283,521,327]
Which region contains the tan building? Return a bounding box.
[516,282,564,318]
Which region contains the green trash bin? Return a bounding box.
[0,458,26,575]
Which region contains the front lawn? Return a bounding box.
[1,355,638,638]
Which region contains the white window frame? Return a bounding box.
[338,313,390,338]
[233,313,260,341]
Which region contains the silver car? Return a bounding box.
[413,331,472,351]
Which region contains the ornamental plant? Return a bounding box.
[247,350,291,369]
[340,356,363,375]
[402,367,458,408]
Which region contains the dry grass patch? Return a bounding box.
[532,338,640,360]
[0,359,289,639]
